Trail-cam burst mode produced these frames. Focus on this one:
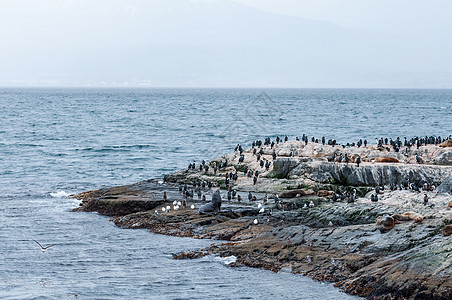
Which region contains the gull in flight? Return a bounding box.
[33,239,55,252]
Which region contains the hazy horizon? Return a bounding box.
[1,0,451,88]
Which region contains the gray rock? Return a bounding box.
[433,149,452,165]
[273,160,452,187]
[436,175,452,194]
[271,158,301,178]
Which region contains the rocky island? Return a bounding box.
[74,137,452,299]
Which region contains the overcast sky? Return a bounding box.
[0,0,451,88]
[235,0,451,37]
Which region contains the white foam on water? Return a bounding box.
[50,191,70,198]
[215,255,237,265]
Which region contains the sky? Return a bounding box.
[0,0,451,88]
[234,0,451,38]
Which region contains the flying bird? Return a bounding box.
[33,239,55,252]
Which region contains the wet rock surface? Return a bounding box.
[73,180,167,216]
[74,141,452,299]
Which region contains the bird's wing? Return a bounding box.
[44,244,56,249]
[33,239,43,249]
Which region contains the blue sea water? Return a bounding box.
[1,88,451,299]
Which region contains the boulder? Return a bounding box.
[279,161,452,187]
[271,158,301,178]
[433,149,452,165]
[436,176,452,194]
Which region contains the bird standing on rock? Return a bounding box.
[416,155,422,164]
[356,155,361,167]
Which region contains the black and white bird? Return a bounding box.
[33,239,55,252]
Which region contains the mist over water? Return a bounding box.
[1,88,451,299]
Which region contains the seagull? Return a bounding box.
[259,208,265,214]
[253,219,258,225]
[177,201,182,206]
[173,200,177,206]
[303,203,307,209]
[33,239,55,252]
[309,201,315,208]
[257,203,262,209]
[328,221,333,227]
[162,207,166,212]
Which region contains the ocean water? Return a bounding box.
[1,88,451,299]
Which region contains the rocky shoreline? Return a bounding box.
[74,139,452,299]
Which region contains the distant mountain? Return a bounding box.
[0,0,451,87]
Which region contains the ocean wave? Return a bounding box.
[50,191,70,198]
[76,144,157,152]
[214,255,237,265]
